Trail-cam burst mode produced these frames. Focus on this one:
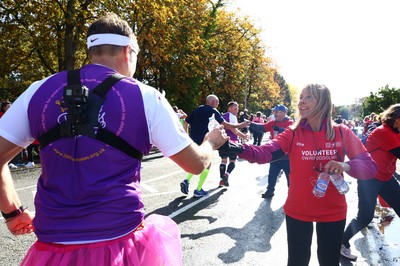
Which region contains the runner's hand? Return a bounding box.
[6,211,35,235]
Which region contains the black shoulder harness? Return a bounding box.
[38,69,143,161]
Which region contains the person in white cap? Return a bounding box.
[0,12,228,266]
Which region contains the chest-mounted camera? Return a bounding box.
[61,84,89,135]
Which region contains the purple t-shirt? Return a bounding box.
[222,112,238,142]
[0,64,192,243]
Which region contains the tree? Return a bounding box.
[0,0,286,115]
[0,0,93,99]
[132,0,212,112]
[363,85,400,116]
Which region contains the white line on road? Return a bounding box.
[10,168,207,222]
[145,170,185,183]
[140,182,158,193]
[142,190,181,197]
[168,189,218,219]
[141,170,184,192]
[15,185,36,191]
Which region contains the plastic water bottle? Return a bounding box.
[208,114,219,131]
[329,173,349,194]
[312,172,330,198]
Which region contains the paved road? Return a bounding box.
[1,146,399,265]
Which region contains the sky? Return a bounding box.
[228,0,400,105]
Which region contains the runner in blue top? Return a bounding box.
[180,95,249,197]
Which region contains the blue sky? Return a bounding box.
[228,0,400,105]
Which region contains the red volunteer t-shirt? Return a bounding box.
[276,124,365,222]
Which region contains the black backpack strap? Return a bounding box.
[38,70,81,148]
[92,74,125,98]
[38,124,61,148]
[90,74,144,160]
[96,128,144,161]
[38,71,143,161]
[76,74,125,137]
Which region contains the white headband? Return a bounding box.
[87,33,139,54]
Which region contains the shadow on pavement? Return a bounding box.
[146,187,224,220]
[145,196,187,218]
[178,198,285,264]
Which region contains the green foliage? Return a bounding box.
[363,85,400,116]
[0,0,91,99]
[0,0,289,114]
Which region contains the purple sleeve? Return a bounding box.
[346,152,377,179]
[238,141,281,164]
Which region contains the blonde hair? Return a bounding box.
[294,84,335,140]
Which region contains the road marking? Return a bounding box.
[145,170,185,183]
[140,183,158,193]
[142,190,181,197]
[168,189,216,219]
[140,170,185,192]
[10,165,212,222]
[15,185,36,191]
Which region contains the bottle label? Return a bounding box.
[316,180,328,191]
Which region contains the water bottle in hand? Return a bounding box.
[329,173,349,194]
[313,172,330,198]
[208,114,220,131]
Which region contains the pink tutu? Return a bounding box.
[20,214,182,266]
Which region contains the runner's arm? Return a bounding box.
[170,126,228,174]
[0,137,35,235]
[0,137,25,214]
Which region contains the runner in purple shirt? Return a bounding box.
[0,13,228,266]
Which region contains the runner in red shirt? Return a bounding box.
[341,104,400,260]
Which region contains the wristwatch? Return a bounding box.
[1,206,26,220]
